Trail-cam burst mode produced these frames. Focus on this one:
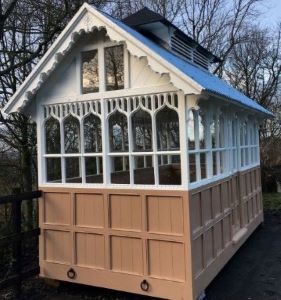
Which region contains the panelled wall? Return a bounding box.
[39,166,263,300]
[39,188,194,300]
[189,166,263,296]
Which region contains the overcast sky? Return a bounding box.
[258,0,281,26]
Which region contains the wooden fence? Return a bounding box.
[0,190,41,298]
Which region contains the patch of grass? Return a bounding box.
[263,193,281,212]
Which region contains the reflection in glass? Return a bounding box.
[219,116,224,148]
[109,111,128,152]
[105,45,124,91]
[82,50,99,94]
[199,113,206,149]
[134,156,154,184]
[200,153,207,179]
[210,116,216,148]
[188,110,195,150]
[156,106,179,151]
[64,115,80,153]
[45,117,61,154]
[213,152,217,176]
[84,114,102,153]
[158,155,181,185]
[111,156,129,184]
[132,109,152,151]
[189,154,196,183]
[46,158,61,182]
[65,157,81,183]
[85,157,103,183]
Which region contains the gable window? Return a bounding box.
[105,45,124,91]
[82,50,99,94]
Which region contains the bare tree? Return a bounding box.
[179,0,263,75]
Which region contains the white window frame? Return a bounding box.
[41,91,186,189]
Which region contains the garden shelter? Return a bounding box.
[3,3,272,300]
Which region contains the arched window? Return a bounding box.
[45,117,60,154]
[132,109,152,151]
[156,106,179,151]
[64,115,80,153]
[108,111,128,152]
[83,114,102,153]
[188,110,195,150]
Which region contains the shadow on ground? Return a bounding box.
[2,212,281,300]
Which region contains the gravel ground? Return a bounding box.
[1,211,281,300]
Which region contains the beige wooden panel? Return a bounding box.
[223,215,231,246]
[192,236,203,277]
[212,185,221,218]
[148,240,185,281]
[221,181,229,211]
[76,233,105,269]
[147,196,184,235]
[201,189,212,224]
[45,230,71,263]
[248,198,254,221]
[75,193,104,228]
[44,192,70,225]
[109,194,142,231]
[190,193,202,232]
[111,236,143,275]
[204,229,214,266]
[213,221,223,256]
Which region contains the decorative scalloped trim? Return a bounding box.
[6,5,201,114]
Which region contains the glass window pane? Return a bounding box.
[199,113,206,149]
[82,50,99,94]
[134,156,154,184]
[232,120,237,146]
[220,151,224,173]
[85,157,103,183]
[156,107,180,151]
[84,114,102,153]
[65,157,81,183]
[189,154,196,183]
[64,116,80,153]
[188,110,195,150]
[111,156,129,184]
[200,153,207,179]
[219,116,224,148]
[210,117,216,148]
[158,155,181,185]
[45,117,61,154]
[109,111,128,152]
[105,45,124,91]
[132,109,152,151]
[46,158,61,182]
[213,152,217,175]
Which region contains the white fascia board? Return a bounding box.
[3,3,202,114]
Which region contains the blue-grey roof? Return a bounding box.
[106,13,272,116]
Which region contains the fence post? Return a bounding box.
[11,189,22,299]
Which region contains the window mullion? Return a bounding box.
[206,110,212,178]
[102,99,110,184]
[128,109,134,185]
[60,118,66,183]
[152,105,159,186]
[80,117,85,184]
[194,111,201,181]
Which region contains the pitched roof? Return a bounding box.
[122,7,221,64]
[3,3,272,117]
[122,7,166,27]
[113,13,272,116]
